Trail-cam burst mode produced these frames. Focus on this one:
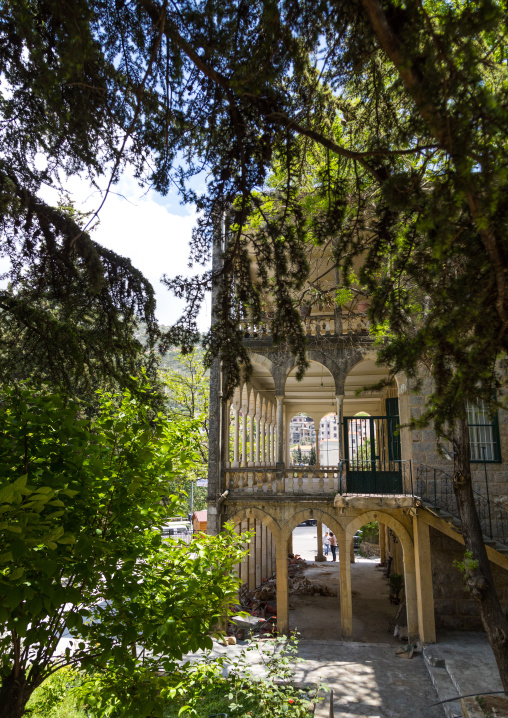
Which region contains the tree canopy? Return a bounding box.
[1,0,506,404]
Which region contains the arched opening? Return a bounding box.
[284,360,335,466]
[343,360,405,495]
[285,511,341,641]
[230,516,278,636]
[318,411,338,467]
[343,512,418,642]
[348,519,403,643]
[289,412,316,466]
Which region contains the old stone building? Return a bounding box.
[206,231,508,644]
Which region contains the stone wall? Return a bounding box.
[430,527,508,630]
[407,376,508,509]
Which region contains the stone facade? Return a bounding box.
[430,527,508,630]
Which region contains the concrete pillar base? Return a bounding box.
[315,555,327,562]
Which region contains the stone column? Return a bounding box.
[224,401,231,468]
[403,541,419,643]
[261,523,268,580]
[255,520,262,586]
[339,531,353,639]
[288,531,293,555]
[206,216,224,537]
[255,414,261,466]
[315,520,325,562]
[276,536,290,635]
[248,412,254,467]
[267,530,272,577]
[270,422,275,465]
[240,519,249,586]
[241,409,248,467]
[248,518,256,589]
[379,522,386,564]
[413,516,436,643]
[336,394,345,462]
[232,407,240,467]
[350,539,355,563]
[260,417,266,466]
[276,395,284,466]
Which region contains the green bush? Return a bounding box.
[25,668,86,718]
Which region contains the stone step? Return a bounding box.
[423,649,462,718]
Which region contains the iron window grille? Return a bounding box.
[467,400,501,463]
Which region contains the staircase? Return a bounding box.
[415,463,508,557]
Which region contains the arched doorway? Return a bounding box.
[319,411,338,467]
[343,360,405,494]
[342,511,418,642]
[284,510,343,641]
[289,412,317,466]
[284,360,336,467]
[228,510,280,634]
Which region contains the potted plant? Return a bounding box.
[389,573,404,605]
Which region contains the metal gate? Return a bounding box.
[343,408,402,494]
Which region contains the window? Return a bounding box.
[467,400,501,463]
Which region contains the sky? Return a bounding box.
[39,170,211,331]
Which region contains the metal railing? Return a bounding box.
[415,463,508,544]
[339,459,414,496]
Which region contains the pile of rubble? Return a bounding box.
[358,541,380,558]
[235,554,337,620]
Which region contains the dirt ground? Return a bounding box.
[289,557,405,643]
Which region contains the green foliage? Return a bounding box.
[162,349,210,512]
[159,635,318,718]
[0,384,246,715]
[388,574,404,599]
[358,522,379,545]
[291,445,303,464]
[454,550,480,578]
[308,445,316,466]
[25,668,85,718]
[26,636,321,718]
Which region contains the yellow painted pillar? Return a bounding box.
[402,539,419,643]
[288,531,293,555]
[315,520,325,561]
[413,515,436,643]
[248,518,256,590]
[275,536,289,635]
[261,523,268,581]
[255,520,262,587]
[339,530,353,639]
[379,522,386,564]
[350,538,355,563]
[234,523,241,577]
[240,519,249,586]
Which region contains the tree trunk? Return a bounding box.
[453,414,508,691]
[0,670,32,718]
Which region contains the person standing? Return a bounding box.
[329,531,337,562]
[324,531,330,557]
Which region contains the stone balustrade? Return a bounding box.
[225,466,341,495]
[239,312,369,340]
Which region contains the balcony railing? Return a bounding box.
[225,466,341,495]
[239,312,369,340]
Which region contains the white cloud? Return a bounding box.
[43,173,211,330]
